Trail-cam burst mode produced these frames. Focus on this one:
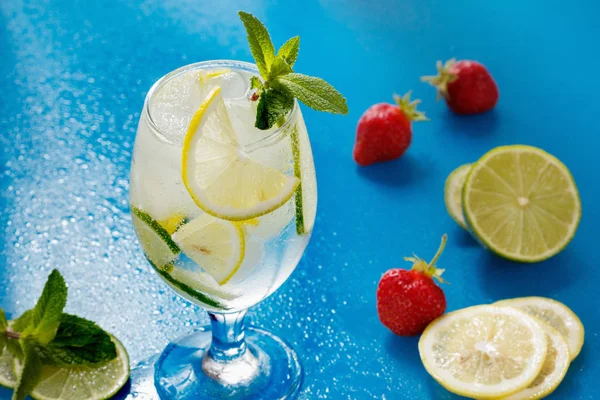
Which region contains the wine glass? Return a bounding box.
[129,60,316,399]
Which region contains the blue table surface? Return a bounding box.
[1,0,599,398]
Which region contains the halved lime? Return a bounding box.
[131,206,180,268]
[172,213,245,285]
[0,336,129,400]
[463,145,581,262]
[444,163,472,229]
[181,86,300,221]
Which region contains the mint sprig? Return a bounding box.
[0,269,119,400]
[238,11,348,130]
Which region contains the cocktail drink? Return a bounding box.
[131,61,316,314]
[129,11,346,398]
[130,61,316,398]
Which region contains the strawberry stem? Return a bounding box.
[428,234,447,269]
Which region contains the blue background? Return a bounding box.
[1,0,599,398]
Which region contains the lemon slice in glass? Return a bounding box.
[500,322,570,400]
[444,163,472,229]
[495,296,584,360]
[419,305,547,399]
[172,214,245,285]
[463,145,581,262]
[181,86,299,221]
[0,336,129,400]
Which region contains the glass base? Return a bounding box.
[128,327,303,400]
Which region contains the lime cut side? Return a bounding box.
[181,86,300,221]
[444,163,472,229]
[0,336,129,400]
[495,296,584,360]
[419,305,547,399]
[463,145,581,262]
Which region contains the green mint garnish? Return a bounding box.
[1,269,120,399]
[27,269,67,345]
[238,11,348,130]
[13,341,42,400]
[36,314,117,366]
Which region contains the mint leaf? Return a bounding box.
[277,36,300,67]
[26,269,67,345]
[255,89,294,130]
[13,340,42,400]
[267,56,292,81]
[37,313,116,366]
[238,11,275,78]
[0,309,7,332]
[6,337,23,359]
[0,336,5,355]
[250,76,263,91]
[11,310,33,333]
[274,73,348,114]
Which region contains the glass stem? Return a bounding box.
[202,310,260,385]
[206,311,248,361]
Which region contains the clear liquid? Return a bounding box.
[130,63,317,313]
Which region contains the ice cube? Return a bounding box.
[149,70,204,144]
[219,71,250,100]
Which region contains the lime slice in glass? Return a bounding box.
[131,206,180,268]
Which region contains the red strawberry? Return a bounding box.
[422,59,498,115]
[353,91,427,166]
[376,234,448,336]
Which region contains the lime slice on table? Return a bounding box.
[181,86,299,221]
[444,163,472,229]
[495,296,584,360]
[172,213,245,285]
[463,145,581,262]
[0,336,129,400]
[419,305,547,399]
[500,322,570,400]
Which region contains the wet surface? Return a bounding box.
[1,0,599,398]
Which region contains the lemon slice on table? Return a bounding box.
[501,323,570,400]
[463,145,581,262]
[172,214,245,285]
[444,163,472,229]
[131,206,181,268]
[181,86,300,221]
[419,305,547,399]
[0,336,129,400]
[495,296,584,360]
